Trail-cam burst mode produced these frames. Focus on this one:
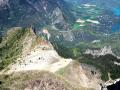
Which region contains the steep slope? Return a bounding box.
[57,61,102,89]
[0,27,72,73]
[0,28,102,90]
[0,27,31,70]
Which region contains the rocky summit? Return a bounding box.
[0,28,102,90]
[0,0,120,90]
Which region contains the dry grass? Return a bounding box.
[0,71,81,90]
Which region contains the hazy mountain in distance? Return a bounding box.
[0,0,74,32]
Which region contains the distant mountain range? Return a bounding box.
[0,0,74,34]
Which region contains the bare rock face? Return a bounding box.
[61,62,102,90]
[51,7,69,30]
[84,46,120,59]
[85,46,113,57]
[0,0,9,7]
